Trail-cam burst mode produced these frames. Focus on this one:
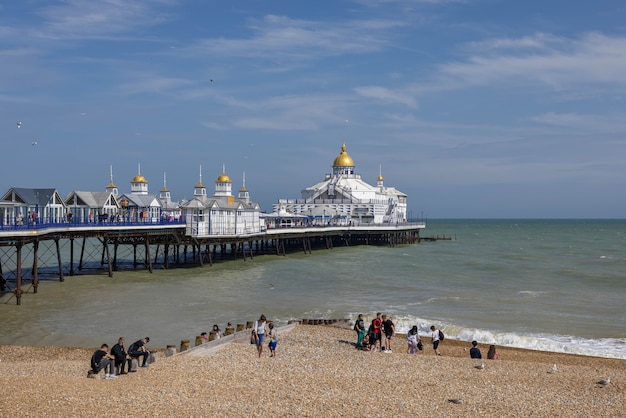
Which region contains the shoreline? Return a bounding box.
[0,325,623,417]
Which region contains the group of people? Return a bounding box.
[90,337,151,379]
[250,314,279,358]
[354,312,396,352]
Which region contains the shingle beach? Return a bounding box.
[0,325,623,417]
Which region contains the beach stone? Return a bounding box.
[129,358,138,372]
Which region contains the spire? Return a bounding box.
[238,172,250,203]
[194,165,206,197]
[106,164,118,195]
[161,172,169,192]
[377,164,384,187]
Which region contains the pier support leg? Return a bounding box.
[32,241,39,293]
[145,236,153,273]
[69,237,75,276]
[79,236,86,271]
[55,239,64,282]
[15,243,23,305]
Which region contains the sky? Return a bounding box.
[1,0,625,218]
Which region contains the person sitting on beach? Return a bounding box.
[487,344,500,360]
[111,337,131,375]
[382,314,395,353]
[470,341,482,359]
[211,324,223,339]
[407,325,420,354]
[90,343,117,379]
[200,332,209,343]
[430,325,441,356]
[354,314,366,349]
[225,322,235,335]
[267,322,278,357]
[252,314,268,358]
[128,337,151,369]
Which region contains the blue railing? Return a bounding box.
[0,217,187,232]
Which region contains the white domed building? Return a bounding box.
[272,144,407,225]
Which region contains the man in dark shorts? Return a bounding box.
[430,325,441,356]
[382,314,395,353]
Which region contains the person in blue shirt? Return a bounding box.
[470,340,482,359]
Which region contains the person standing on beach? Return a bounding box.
[253,314,268,358]
[469,341,482,359]
[430,325,441,356]
[354,314,366,349]
[382,314,395,353]
[371,313,383,352]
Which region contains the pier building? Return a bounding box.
[180,166,262,237]
[272,144,407,224]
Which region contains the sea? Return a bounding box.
[0,219,624,359]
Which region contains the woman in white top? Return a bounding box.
[253,314,268,358]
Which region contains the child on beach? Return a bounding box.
[268,322,278,357]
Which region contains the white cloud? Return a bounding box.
[438,32,626,90]
[34,0,177,40]
[189,15,404,60]
[354,86,417,108]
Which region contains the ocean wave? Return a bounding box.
[389,319,626,360]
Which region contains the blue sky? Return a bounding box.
[2,0,625,218]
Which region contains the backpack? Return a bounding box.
[438,330,445,341]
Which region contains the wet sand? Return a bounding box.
[0,325,623,417]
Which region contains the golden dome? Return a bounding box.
[195,181,204,188]
[160,186,169,192]
[106,180,118,188]
[377,175,384,181]
[216,173,232,183]
[239,186,248,192]
[132,175,148,183]
[332,143,354,167]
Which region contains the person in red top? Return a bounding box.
[371,312,383,352]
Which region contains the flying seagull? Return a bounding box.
[17,121,22,128]
[31,141,38,146]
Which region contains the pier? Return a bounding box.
[0,220,425,305]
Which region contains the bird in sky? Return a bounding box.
[17,121,22,128]
[31,141,38,146]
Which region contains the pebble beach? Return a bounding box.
[0,325,623,417]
